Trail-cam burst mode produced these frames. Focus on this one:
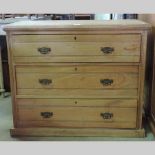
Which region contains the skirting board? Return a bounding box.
[10,128,145,138]
[148,117,155,136]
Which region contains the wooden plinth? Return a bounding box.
[10,128,145,138]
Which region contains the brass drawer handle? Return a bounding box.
[101,47,114,54]
[100,112,113,119]
[100,79,113,86]
[39,79,52,85]
[38,47,51,54]
[41,112,53,118]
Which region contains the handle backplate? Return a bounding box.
[41,112,53,118]
[101,47,114,54]
[100,112,113,119]
[38,47,51,54]
[100,79,113,86]
[39,79,52,85]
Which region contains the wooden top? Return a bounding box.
[3,20,151,31]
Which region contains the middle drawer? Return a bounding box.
[16,67,138,89]
[15,65,139,98]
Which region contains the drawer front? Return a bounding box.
[12,34,141,62]
[17,106,137,128]
[16,65,138,98]
[16,72,138,89]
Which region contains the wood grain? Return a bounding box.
[12,34,141,63]
[6,33,18,127]
[12,34,141,43]
[16,73,138,89]
[17,98,137,108]
[16,89,138,98]
[12,42,140,56]
[15,56,140,63]
[17,107,137,128]
[10,128,145,137]
[4,20,149,137]
[3,20,151,31]
[137,30,148,128]
[16,65,139,73]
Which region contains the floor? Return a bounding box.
[0,94,155,141]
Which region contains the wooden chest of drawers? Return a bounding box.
[4,20,151,137]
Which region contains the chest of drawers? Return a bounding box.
[4,20,151,137]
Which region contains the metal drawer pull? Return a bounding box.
[100,79,113,86]
[41,112,53,118]
[38,47,51,54]
[101,47,114,54]
[100,112,113,119]
[39,79,52,85]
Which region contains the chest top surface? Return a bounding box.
[3,20,151,31]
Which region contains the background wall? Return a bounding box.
[138,14,155,116]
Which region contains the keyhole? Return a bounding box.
[75,101,77,104]
[75,67,77,71]
[74,36,77,40]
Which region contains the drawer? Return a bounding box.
[16,65,138,98]
[16,64,138,89]
[12,34,141,62]
[17,106,137,128]
[16,71,138,90]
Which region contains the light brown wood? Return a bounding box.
[16,66,138,89]
[18,120,136,129]
[4,20,150,137]
[17,106,137,128]
[16,73,138,89]
[12,34,141,43]
[12,34,140,63]
[16,65,139,73]
[12,42,140,56]
[14,56,140,63]
[8,30,145,35]
[10,128,145,137]
[3,20,151,31]
[17,89,138,98]
[6,33,18,127]
[137,31,148,128]
[15,62,139,66]
[17,98,137,108]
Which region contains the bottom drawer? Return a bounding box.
[17,106,137,129]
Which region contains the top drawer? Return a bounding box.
[11,34,141,63]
